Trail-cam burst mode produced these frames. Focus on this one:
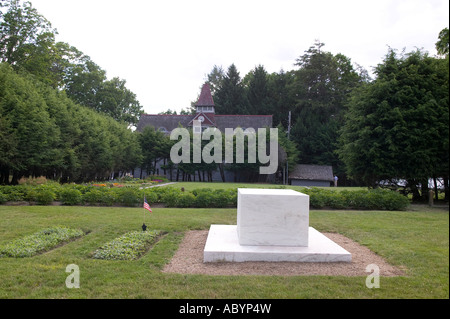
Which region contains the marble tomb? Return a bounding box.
[203,188,351,263]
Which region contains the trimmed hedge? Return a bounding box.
[302,187,410,210]
[0,184,410,210]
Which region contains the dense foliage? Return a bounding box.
[0,183,410,210]
[338,49,449,200]
[0,63,143,184]
[0,0,143,126]
[1,1,448,201]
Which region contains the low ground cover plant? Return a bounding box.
[0,226,85,258]
[92,230,162,260]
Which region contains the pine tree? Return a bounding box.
[214,64,249,115]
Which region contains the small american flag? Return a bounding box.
[143,197,152,213]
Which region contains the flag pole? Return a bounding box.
[142,195,146,231]
[142,195,152,231]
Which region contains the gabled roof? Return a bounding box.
[289,164,334,182]
[136,114,192,132]
[137,114,273,133]
[188,112,216,126]
[195,83,215,107]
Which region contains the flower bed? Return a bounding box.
[0,226,85,258]
[92,230,162,260]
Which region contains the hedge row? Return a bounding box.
[0,184,410,210]
[302,187,410,211]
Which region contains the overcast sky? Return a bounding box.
[30,0,449,114]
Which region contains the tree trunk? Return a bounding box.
[433,177,439,201]
[444,176,449,202]
[219,164,226,182]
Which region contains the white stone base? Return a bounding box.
[203,225,352,263]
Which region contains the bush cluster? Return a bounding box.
[302,188,410,210]
[0,183,410,210]
[0,226,85,258]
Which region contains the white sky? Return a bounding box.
[29,0,449,114]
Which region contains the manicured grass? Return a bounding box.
[0,205,448,299]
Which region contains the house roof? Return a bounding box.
[289,164,334,182]
[136,114,192,132]
[137,114,273,133]
[188,112,216,126]
[195,83,215,107]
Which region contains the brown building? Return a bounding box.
[135,83,275,182]
[289,164,334,187]
[137,83,273,134]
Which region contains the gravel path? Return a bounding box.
[162,230,406,277]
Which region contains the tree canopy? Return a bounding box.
[338,48,449,199]
[0,63,143,184]
[0,0,143,127]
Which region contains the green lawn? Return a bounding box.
[0,204,448,299]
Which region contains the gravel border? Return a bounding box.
[162,230,406,277]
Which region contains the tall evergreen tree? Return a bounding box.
[206,64,225,96]
[214,64,249,114]
[267,69,296,128]
[245,65,272,115]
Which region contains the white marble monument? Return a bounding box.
[203,188,351,263]
[237,188,309,246]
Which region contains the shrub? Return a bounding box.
[189,188,237,208]
[154,186,181,204]
[115,188,141,207]
[302,188,326,208]
[83,189,104,205]
[301,187,409,210]
[59,188,83,205]
[142,191,158,205]
[193,189,214,208]
[0,191,6,204]
[26,188,56,205]
[165,192,196,208]
[0,185,27,202]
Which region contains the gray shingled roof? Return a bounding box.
[289,164,334,181]
[136,114,192,132]
[137,114,273,133]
